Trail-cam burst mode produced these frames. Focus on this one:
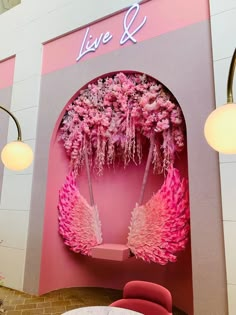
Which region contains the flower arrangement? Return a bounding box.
[59,72,185,175]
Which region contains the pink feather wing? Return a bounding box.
[127,167,190,264]
[58,172,102,255]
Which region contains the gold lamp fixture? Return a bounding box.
[204,48,236,153]
[0,105,33,171]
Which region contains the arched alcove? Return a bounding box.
[59,71,189,247]
[38,71,193,314]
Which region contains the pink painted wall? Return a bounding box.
[0,56,15,88]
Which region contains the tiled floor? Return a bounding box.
[0,286,187,315]
[0,286,122,315]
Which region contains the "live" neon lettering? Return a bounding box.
[76,3,147,62]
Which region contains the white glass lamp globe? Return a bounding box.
[204,103,236,154]
[1,141,33,171]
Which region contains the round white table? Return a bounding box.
[62,306,143,315]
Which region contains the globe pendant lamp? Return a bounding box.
[0,106,33,171]
[204,48,236,153]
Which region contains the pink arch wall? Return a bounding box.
[40,76,192,312]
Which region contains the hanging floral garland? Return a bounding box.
[59,72,185,175]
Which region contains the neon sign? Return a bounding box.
[76,3,147,62]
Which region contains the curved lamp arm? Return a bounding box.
[227,48,236,103]
[0,105,22,141]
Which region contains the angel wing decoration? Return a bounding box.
[127,167,190,265]
[58,172,102,255]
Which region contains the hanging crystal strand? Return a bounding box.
[107,140,115,166]
[131,117,136,164]
[84,141,95,207]
[136,134,143,166]
[162,129,175,172]
[124,108,131,167]
[83,139,103,245]
[137,134,155,206]
[86,138,93,171]
[95,128,106,176]
[95,134,101,174]
[100,138,106,175]
[152,137,163,174]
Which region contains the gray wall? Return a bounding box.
[25,20,227,315]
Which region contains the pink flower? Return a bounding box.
[144,101,158,111]
[157,110,168,120]
[171,108,182,125]
[140,96,149,106]
[155,119,170,132]
[165,100,175,111]
[59,72,185,175]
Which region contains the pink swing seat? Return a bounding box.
[91,243,131,261]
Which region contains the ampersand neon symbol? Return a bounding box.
[120,3,147,45]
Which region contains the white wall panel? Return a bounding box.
[228,284,236,314]
[213,58,231,106]
[220,163,236,221]
[14,46,43,82]
[224,221,236,284]
[0,210,29,249]
[210,0,236,16]
[7,106,38,142]
[220,153,236,164]
[11,75,41,111]
[211,9,236,60]
[0,247,25,290]
[0,174,33,210]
